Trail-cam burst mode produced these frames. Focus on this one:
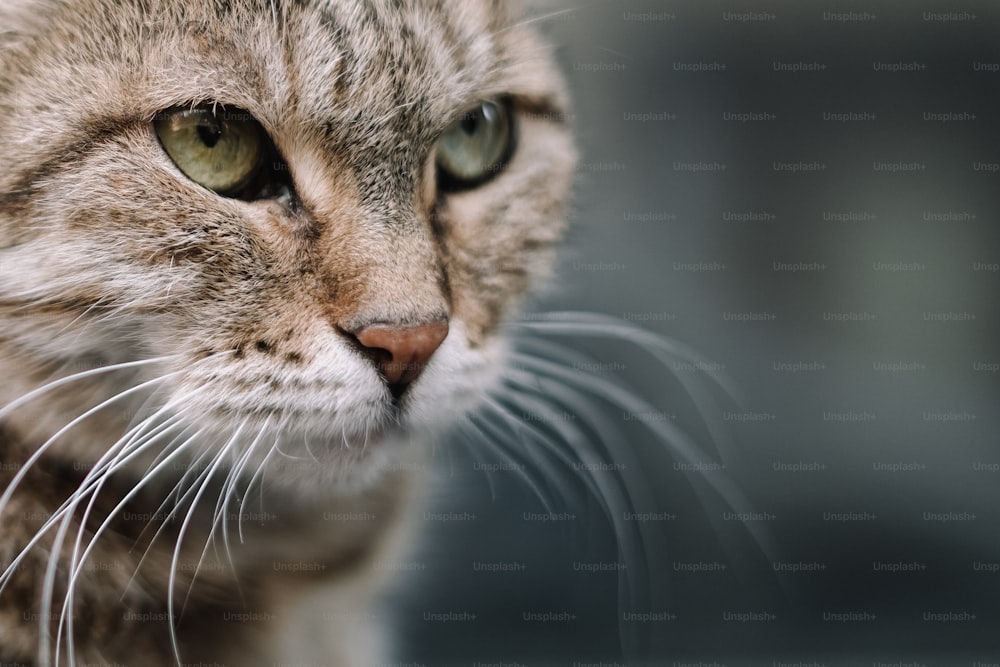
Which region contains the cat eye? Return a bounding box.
[436,99,514,191]
[154,107,288,200]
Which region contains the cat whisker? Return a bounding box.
[0,354,178,425]
[183,416,261,614]
[509,390,655,619]
[0,383,202,598]
[0,352,230,529]
[208,417,273,602]
[274,429,313,460]
[461,409,558,515]
[508,350,758,517]
[238,420,284,544]
[224,414,272,546]
[125,431,216,595]
[511,310,743,399]
[485,386,634,530]
[77,424,201,594]
[167,422,244,664]
[495,6,581,35]
[167,437,215,509]
[487,320,780,653]
[39,405,191,665]
[451,418,501,503]
[214,428,270,608]
[491,374,662,651]
[70,357,235,586]
[134,420,200,487]
[511,311,745,453]
[58,415,195,665]
[301,428,321,463]
[0,417,167,607]
[507,349,779,579]
[505,367,656,547]
[1,354,225,601]
[38,479,81,666]
[123,363,240,563]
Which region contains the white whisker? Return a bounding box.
[511,310,743,400]
[513,314,743,457]
[464,410,558,514]
[185,416,270,612]
[221,415,270,559]
[0,409,182,601]
[0,360,199,527]
[40,389,184,662]
[507,352,754,511]
[0,354,177,423]
[125,433,216,595]
[43,398,204,664]
[493,6,581,35]
[167,419,245,664]
[0,356,224,609]
[452,418,499,503]
[497,367,658,605]
[58,415,194,664]
[240,412,292,543]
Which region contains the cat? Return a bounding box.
[0,0,576,664]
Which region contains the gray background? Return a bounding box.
[389,2,1000,664]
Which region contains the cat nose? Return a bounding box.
[351,319,449,397]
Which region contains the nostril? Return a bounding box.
[348,319,449,394]
[348,340,392,377]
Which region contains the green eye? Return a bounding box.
[154,107,266,197]
[436,99,514,190]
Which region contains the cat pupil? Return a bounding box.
[196,118,223,148]
[460,113,480,135]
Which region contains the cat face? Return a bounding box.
[0,0,574,487]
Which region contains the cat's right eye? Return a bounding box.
[154,106,285,200]
[436,99,515,192]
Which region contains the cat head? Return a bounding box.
[0,0,575,489]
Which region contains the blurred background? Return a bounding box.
[387,1,1000,664]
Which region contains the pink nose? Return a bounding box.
[351,320,449,396]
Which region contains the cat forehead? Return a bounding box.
[172,0,510,91]
[3,0,560,129]
[251,0,517,132]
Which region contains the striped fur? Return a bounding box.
[0,1,575,664]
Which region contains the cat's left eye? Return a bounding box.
[154,106,289,200]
